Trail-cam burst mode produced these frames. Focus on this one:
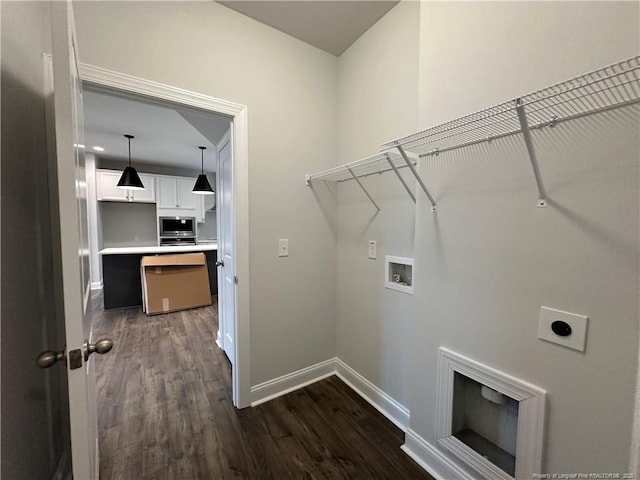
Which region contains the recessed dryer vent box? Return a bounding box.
[385,256,414,294]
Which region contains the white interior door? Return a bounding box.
[216,130,236,365]
[48,2,100,478]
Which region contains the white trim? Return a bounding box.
[251,358,337,406]
[215,329,223,349]
[78,63,252,408]
[402,429,475,480]
[90,281,102,291]
[250,357,411,433]
[335,358,410,431]
[436,347,546,479]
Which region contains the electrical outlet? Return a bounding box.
[368,240,377,259]
[278,239,289,257]
[538,306,588,352]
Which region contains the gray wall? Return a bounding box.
[72,0,640,475]
[1,1,71,478]
[335,0,640,475]
[197,210,217,241]
[74,1,339,385]
[411,2,639,473]
[100,202,158,248]
[335,0,420,407]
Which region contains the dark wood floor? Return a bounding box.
[91,293,432,479]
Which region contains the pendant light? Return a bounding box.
[117,134,145,190]
[192,146,214,195]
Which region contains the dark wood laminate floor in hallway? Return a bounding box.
[91,294,432,479]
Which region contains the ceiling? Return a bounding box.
[83,1,400,168]
[217,1,399,56]
[83,88,231,171]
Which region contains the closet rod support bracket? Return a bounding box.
[305,174,311,187]
[346,166,381,215]
[385,153,416,204]
[396,145,437,212]
[515,98,548,208]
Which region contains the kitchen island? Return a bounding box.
[100,244,218,310]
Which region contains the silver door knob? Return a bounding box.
[84,339,113,361]
[215,260,224,267]
[36,350,66,369]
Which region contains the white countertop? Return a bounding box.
[99,244,217,255]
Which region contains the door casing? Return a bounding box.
[80,64,251,408]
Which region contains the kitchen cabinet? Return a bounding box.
[96,169,155,203]
[156,175,207,223]
[157,176,197,210]
[100,246,218,309]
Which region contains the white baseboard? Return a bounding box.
[250,357,337,406]
[402,428,473,480]
[249,358,454,478]
[335,358,410,431]
[90,281,103,290]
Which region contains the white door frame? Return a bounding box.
[79,64,251,408]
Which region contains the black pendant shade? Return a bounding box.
[192,146,214,195]
[117,134,145,190]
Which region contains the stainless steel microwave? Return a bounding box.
[159,216,196,237]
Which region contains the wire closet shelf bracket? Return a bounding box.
[306,56,640,212]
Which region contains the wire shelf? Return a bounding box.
[380,56,640,157]
[305,151,416,184]
[306,56,640,212]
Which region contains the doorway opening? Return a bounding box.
[79,64,250,410]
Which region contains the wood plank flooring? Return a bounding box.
[91,293,432,479]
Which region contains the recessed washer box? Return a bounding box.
[538,306,588,352]
[385,256,413,294]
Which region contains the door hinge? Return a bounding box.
[234,275,238,285]
[68,349,83,370]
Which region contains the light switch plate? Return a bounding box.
[278,239,289,257]
[538,306,588,352]
[368,240,377,259]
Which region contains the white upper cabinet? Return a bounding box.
[157,176,178,208]
[133,174,156,202]
[176,178,197,210]
[157,176,198,210]
[96,169,156,203]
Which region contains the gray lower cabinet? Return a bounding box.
[102,250,218,310]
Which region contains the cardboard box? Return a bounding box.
[141,253,212,315]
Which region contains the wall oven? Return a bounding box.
[159,216,196,245]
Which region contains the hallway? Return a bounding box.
[90,295,431,479]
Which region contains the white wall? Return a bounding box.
[335,0,420,407]
[411,1,639,474]
[73,1,339,386]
